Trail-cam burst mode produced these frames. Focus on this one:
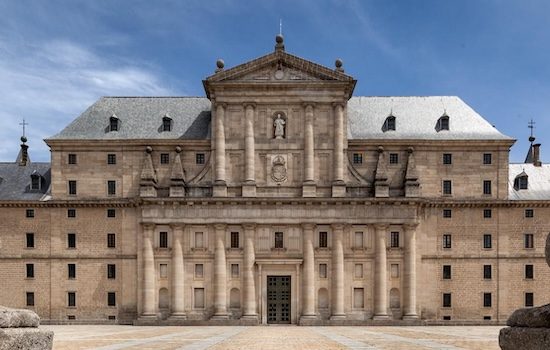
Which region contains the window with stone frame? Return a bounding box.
[483,293,492,307]
[442,234,452,249]
[525,209,534,218]
[483,180,492,195]
[524,234,534,249]
[319,263,327,278]
[274,232,284,249]
[160,153,170,164]
[483,234,492,249]
[525,264,534,279]
[319,231,328,248]
[67,209,76,218]
[231,264,239,278]
[443,293,452,307]
[26,263,34,278]
[230,232,239,249]
[107,292,116,307]
[525,292,534,307]
[26,233,34,248]
[107,153,117,165]
[483,209,492,218]
[107,264,116,279]
[26,209,34,218]
[196,153,205,165]
[390,232,400,248]
[195,264,204,278]
[354,232,364,249]
[26,292,34,306]
[68,264,76,279]
[159,232,168,248]
[67,233,76,249]
[352,153,362,164]
[484,265,492,279]
[107,233,116,248]
[442,209,452,218]
[194,232,204,249]
[442,180,452,195]
[68,153,77,165]
[442,153,452,165]
[107,209,116,218]
[483,153,492,165]
[442,265,451,279]
[107,180,116,196]
[162,117,172,132]
[68,292,76,307]
[389,153,399,164]
[68,180,77,195]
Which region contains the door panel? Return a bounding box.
[267,276,291,324]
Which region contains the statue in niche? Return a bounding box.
[273,114,286,139]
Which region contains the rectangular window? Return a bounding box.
[443,293,452,307]
[483,153,492,165]
[195,264,204,278]
[443,315,451,321]
[68,292,76,307]
[483,209,492,218]
[196,153,205,165]
[525,209,534,218]
[67,233,76,249]
[107,264,116,279]
[68,264,76,279]
[26,263,34,278]
[107,154,117,165]
[31,175,40,190]
[68,180,77,195]
[484,265,492,279]
[319,263,327,278]
[230,232,239,249]
[443,153,452,165]
[353,153,363,164]
[67,209,76,218]
[483,293,492,307]
[107,292,116,307]
[391,264,400,278]
[525,292,534,307]
[195,232,204,248]
[67,315,76,320]
[26,209,34,218]
[484,316,492,320]
[354,232,364,248]
[442,265,451,279]
[160,153,170,164]
[525,264,534,279]
[274,232,284,249]
[524,234,534,249]
[107,209,116,218]
[231,264,239,278]
[26,292,34,306]
[443,209,452,218]
[483,234,492,249]
[159,232,168,248]
[107,181,116,196]
[107,233,116,248]
[390,232,400,248]
[389,153,399,164]
[319,231,328,248]
[26,233,34,248]
[483,180,492,195]
[443,234,452,249]
[194,288,205,309]
[442,180,452,195]
[68,153,77,165]
[353,288,364,309]
[354,264,363,279]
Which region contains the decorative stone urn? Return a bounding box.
[499,233,550,349]
[0,306,53,350]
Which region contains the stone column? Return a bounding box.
[213,103,227,197]
[212,224,228,318]
[374,224,389,319]
[331,224,345,319]
[403,223,419,319]
[332,103,346,197]
[243,104,256,197]
[303,104,316,197]
[142,224,156,317]
[170,224,186,319]
[242,224,258,320]
[301,223,316,319]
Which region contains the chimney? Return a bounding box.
[533,143,542,167]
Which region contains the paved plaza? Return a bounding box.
[42,325,502,350]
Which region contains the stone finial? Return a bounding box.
[170,148,186,197]
[335,58,344,72]
[374,147,389,198]
[215,59,224,73]
[140,147,158,197]
[275,34,285,51]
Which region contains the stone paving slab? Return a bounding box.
[42,325,503,350]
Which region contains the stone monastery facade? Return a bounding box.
[1,35,549,325]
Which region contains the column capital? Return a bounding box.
[331,223,345,231]
[243,223,256,230]
[403,222,419,231]
[301,223,316,230]
[243,102,256,109]
[215,102,227,110]
[213,223,227,231]
[374,223,389,231]
[142,223,155,231]
[169,223,185,231]
[302,103,315,111]
[332,102,345,109]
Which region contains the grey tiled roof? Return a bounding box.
[509,163,550,200]
[0,162,51,200]
[48,97,211,140]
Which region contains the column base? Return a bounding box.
[241,314,259,321]
[330,314,346,321]
[331,182,346,197]
[402,314,419,320]
[213,182,227,197]
[242,182,257,197]
[210,314,229,320]
[373,314,390,320]
[168,313,187,320]
[302,182,316,197]
[138,314,157,320]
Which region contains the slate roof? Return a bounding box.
[0,162,51,200]
[508,163,550,200]
[49,96,511,142]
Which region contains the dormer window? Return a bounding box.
[437,115,450,131]
[383,115,396,131]
[514,172,528,190]
[30,171,42,191]
[162,116,172,132]
[109,115,119,132]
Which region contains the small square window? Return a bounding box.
[68,292,76,307]
[196,153,205,165]
[525,209,534,218]
[230,232,239,249]
[107,264,116,279]
[68,180,77,195]
[353,153,362,164]
[443,234,452,249]
[195,264,204,278]
[26,233,35,248]
[483,209,492,218]
[483,180,492,195]
[67,209,76,218]
[442,209,452,218]
[231,264,239,278]
[26,263,34,278]
[525,292,534,307]
[68,154,77,165]
[483,293,492,307]
[524,234,534,249]
[525,264,534,279]
[107,233,116,248]
[67,233,76,249]
[319,263,327,278]
[274,232,284,249]
[107,209,116,218]
[159,232,168,248]
[354,264,363,279]
[107,292,116,307]
[67,315,76,320]
[483,153,492,165]
[107,154,117,165]
[389,153,399,164]
[483,234,492,249]
[442,265,451,279]
[484,316,492,320]
[443,153,452,165]
[26,209,34,218]
[443,315,451,321]
[390,232,400,248]
[484,265,492,279]
[160,153,170,164]
[26,292,34,306]
[159,264,167,278]
[442,180,452,195]
[68,264,76,279]
[443,293,452,307]
[319,231,328,248]
[107,181,116,196]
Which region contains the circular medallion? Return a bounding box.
[274,69,284,80]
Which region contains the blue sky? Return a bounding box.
[1,0,549,163]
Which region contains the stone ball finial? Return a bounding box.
[529,136,536,143]
[276,34,284,44]
[175,146,182,153]
[335,58,343,68]
[145,146,153,154]
[20,136,27,143]
[216,59,224,70]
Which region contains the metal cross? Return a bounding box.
[19,118,28,138]
[528,119,535,138]
[279,19,282,35]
